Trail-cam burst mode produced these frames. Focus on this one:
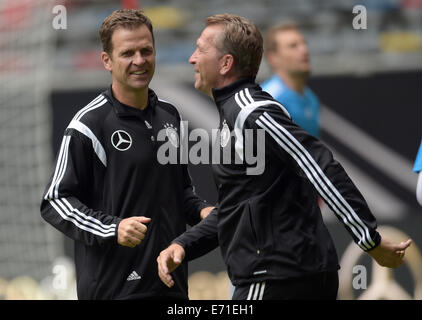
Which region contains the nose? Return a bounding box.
[133,51,145,66]
[303,46,309,57]
[300,41,309,56]
[188,49,197,65]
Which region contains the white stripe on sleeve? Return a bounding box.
[67,120,107,167]
[233,89,291,161]
[256,112,374,250]
[49,199,116,238]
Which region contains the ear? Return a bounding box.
[219,54,234,76]
[101,51,113,72]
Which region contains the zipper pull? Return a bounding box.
[144,120,152,129]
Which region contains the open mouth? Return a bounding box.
[131,70,148,75]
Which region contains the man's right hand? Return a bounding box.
[117,216,151,248]
[157,243,186,288]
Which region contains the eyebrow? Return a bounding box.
[119,44,154,53]
[196,39,207,50]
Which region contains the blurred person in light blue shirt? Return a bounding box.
[261,23,320,138]
[414,140,422,206]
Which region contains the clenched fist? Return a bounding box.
[117,216,151,248]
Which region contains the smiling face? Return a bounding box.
[101,24,155,96]
[189,24,225,97]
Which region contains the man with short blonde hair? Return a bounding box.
[157,13,411,300]
[205,14,263,78]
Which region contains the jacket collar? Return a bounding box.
[211,77,257,107]
[104,85,157,118]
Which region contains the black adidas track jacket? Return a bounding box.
[173,78,381,286]
[41,86,209,299]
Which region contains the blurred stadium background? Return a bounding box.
[0,0,421,300]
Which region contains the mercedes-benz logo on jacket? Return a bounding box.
[111,130,132,151]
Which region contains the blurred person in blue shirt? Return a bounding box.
[414,140,422,206]
[261,23,320,138]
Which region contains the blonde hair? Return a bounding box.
[205,13,263,78]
